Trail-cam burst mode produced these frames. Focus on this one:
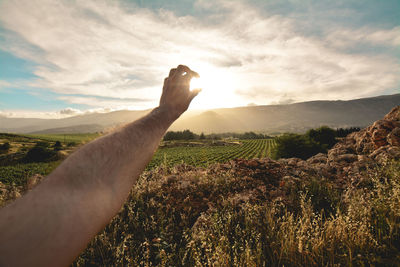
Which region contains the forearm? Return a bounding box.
[53,106,176,202]
[0,106,175,267]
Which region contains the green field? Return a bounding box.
[147,139,276,169]
[0,138,277,184]
[25,133,101,144]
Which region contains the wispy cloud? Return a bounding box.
[0,107,118,119]
[0,0,399,112]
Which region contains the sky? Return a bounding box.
[0,0,399,118]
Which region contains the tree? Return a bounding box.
[54,141,63,151]
[306,126,336,149]
[273,133,324,160]
[163,130,197,141]
[199,132,205,140]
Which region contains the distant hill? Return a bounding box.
[0,94,399,134]
[171,94,400,133]
[0,110,150,133]
[29,124,104,134]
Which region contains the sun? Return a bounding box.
[188,65,240,109]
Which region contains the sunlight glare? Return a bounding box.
[187,65,241,109]
[190,77,203,91]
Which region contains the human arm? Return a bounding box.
[0,65,200,267]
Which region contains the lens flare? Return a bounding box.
[190,77,203,91]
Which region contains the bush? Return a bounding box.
[54,141,63,151]
[23,144,58,163]
[273,126,339,159]
[306,126,336,149]
[336,127,361,137]
[273,133,323,160]
[164,130,197,141]
[0,142,10,153]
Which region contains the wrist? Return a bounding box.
[153,105,180,126]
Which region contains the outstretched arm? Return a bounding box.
[0,65,200,267]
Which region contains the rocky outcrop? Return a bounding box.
[209,106,400,202]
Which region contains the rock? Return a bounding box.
[336,154,358,163]
[387,127,400,146]
[56,150,69,160]
[9,190,21,199]
[26,174,44,190]
[383,106,400,121]
[370,120,398,149]
[387,146,400,159]
[307,153,327,164]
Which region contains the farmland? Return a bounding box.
[25,133,101,144]
[147,139,276,169]
[0,133,277,185]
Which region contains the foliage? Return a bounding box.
[207,132,271,140]
[306,126,336,149]
[336,127,361,137]
[273,126,340,160]
[164,130,196,141]
[23,143,58,163]
[70,161,400,266]
[25,133,101,144]
[0,161,60,185]
[54,141,63,151]
[0,142,10,153]
[273,133,323,160]
[199,132,205,140]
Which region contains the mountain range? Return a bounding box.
[1,94,399,134]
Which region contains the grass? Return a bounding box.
[25,133,101,144]
[71,160,400,266]
[0,161,61,186]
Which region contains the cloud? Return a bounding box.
[0,107,117,119]
[0,0,399,110]
[59,107,82,115]
[0,109,70,119]
[326,26,400,50]
[0,80,11,89]
[58,95,152,109]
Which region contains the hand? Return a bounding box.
[159,65,201,120]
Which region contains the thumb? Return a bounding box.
[189,88,202,101]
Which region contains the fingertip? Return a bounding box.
[169,68,177,77]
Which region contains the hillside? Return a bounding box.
[1,106,399,266]
[0,94,399,134]
[171,93,400,133]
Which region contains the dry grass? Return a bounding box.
[68,161,400,266]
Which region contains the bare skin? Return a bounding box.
[0,65,201,267]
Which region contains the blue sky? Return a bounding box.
[0,0,399,118]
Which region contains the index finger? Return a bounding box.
[177,65,200,79]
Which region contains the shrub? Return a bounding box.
[164,130,197,141]
[23,144,58,163]
[273,126,339,159]
[336,127,361,137]
[273,133,323,160]
[306,126,336,149]
[54,141,63,151]
[0,142,10,153]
